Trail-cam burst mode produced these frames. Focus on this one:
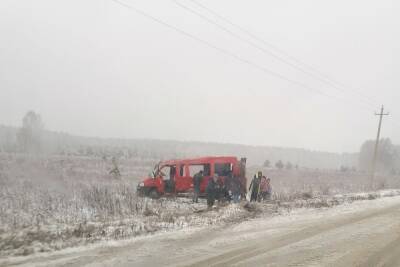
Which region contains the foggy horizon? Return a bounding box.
[3,1,400,265]
[0,119,362,155]
[1,0,399,153]
[0,111,388,156]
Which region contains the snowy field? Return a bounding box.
[2,192,400,266]
[1,153,400,258]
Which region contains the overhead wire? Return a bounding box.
[110,0,374,112]
[174,0,379,110]
[187,0,383,109]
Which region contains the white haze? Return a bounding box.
[1,0,399,153]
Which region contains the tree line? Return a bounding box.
[4,111,400,175]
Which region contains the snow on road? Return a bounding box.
[2,195,400,267]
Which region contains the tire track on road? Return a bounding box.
[360,229,400,267]
[187,203,400,267]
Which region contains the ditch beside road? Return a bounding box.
[3,194,400,267]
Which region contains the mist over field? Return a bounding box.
[1,112,400,260]
[1,0,400,266]
[0,123,358,169]
[1,0,400,153]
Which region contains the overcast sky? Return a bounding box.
[1,0,399,153]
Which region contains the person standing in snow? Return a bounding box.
[226,173,241,203]
[232,175,242,203]
[206,174,219,208]
[217,175,228,203]
[192,170,203,203]
[260,176,272,201]
[249,171,262,202]
[266,177,272,199]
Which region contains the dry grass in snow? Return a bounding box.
[1,153,400,257]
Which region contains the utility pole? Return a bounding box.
[370,105,389,186]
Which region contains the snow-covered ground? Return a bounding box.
[3,193,400,267]
[1,153,400,260]
[1,188,400,263]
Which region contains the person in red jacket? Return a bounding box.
[260,176,272,201]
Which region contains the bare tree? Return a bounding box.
[109,157,121,179]
[275,160,284,170]
[359,138,398,173]
[17,111,44,153]
[263,160,271,168]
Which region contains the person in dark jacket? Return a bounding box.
[249,171,262,202]
[217,175,228,204]
[206,174,219,208]
[230,175,242,203]
[192,170,203,203]
[226,173,241,203]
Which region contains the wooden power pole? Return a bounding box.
[370,105,389,185]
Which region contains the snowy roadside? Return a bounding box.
[0,197,254,258]
[1,189,400,260]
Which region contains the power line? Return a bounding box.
[111,0,377,113]
[185,0,381,109]
[111,0,355,104]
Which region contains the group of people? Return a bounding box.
[193,170,242,208]
[248,171,272,202]
[192,169,272,208]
